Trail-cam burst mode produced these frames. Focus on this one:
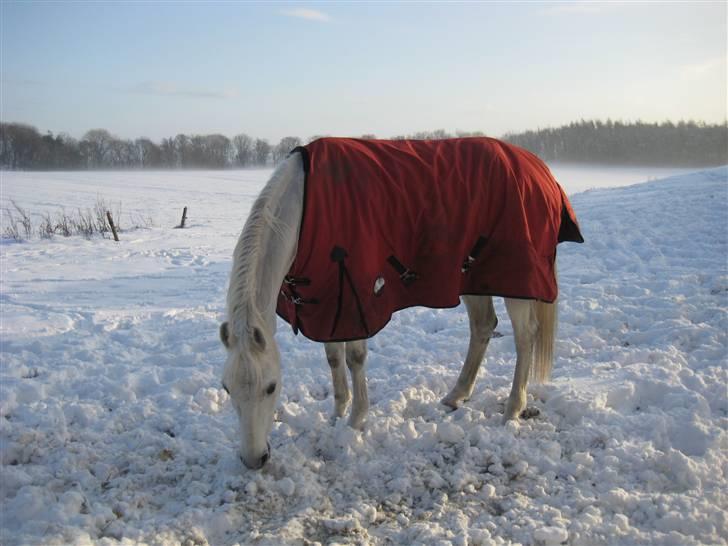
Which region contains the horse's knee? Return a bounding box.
[345,341,367,369]
[327,354,342,369]
[325,343,345,368]
[466,296,497,337]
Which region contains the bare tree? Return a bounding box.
[408,129,451,140]
[0,123,41,169]
[254,139,271,166]
[174,134,191,167]
[160,137,177,167]
[273,136,302,164]
[204,134,231,168]
[135,138,161,168]
[188,135,206,167]
[232,133,254,167]
[81,129,116,168]
[108,138,137,168]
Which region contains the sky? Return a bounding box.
[1,1,726,143]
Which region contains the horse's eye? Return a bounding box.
[266,383,276,396]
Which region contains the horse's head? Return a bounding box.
[219,320,280,469]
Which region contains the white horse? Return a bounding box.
[220,151,558,469]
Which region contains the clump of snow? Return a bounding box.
[436,421,466,444]
[534,525,568,545]
[1,167,726,545]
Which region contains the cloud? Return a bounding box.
[1,78,45,87]
[280,8,331,22]
[680,57,726,79]
[129,81,238,99]
[541,2,620,15]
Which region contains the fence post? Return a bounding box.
[106,211,119,242]
[178,206,188,229]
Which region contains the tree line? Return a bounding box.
[0,125,304,170]
[503,119,727,166]
[1,120,725,170]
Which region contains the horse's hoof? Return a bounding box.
[520,407,540,420]
[442,390,471,411]
[348,417,367,431]
[440,396,460,411]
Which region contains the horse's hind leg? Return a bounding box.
[442,295,497,409]
[345,339,369,430]
[503,298,538,422]
[324,342,351,418]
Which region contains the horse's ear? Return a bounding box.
[220,322,230,348]
[250,326,267,352]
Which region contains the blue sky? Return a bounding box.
[2,1,726,142]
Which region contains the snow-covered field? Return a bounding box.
[1,164,726,546]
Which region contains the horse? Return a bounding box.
[220,137,583,469]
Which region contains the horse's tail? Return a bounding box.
[531,299,557,383]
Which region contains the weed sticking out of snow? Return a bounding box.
[2,196,153,241]
[1,167,726,545]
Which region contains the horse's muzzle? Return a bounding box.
[240,442,271,470]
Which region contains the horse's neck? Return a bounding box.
[251,158,304,331]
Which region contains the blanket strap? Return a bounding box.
[330,246,370,338]
[284,275,311,286]
[284,292,318,306]
[461,236,488,272]
[281,275,318,309]
[387,256,419,286]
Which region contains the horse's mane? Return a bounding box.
[227,157,298,341]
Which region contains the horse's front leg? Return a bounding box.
[442,295,497,409]
[324,342,351,418]
[345,339,369,430]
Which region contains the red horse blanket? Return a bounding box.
[277,137,583,342]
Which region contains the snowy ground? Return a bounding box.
[1,165,726,546]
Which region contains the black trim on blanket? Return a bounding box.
[280,290,555,343]
[290,145,311,258]
[558,202,584,243]
[329,246,370,338]
[343,265,370,337]
[286,146,311,336]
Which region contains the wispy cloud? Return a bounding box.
[280,8,331,22]
[680,56,725,79]
[129,81,238,99]
[541,2,622,15]
[1,78,45,87]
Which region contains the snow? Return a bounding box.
[1,165,727,545]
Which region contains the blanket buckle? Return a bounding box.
[284,276,311,286]
[387,255,419,286]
